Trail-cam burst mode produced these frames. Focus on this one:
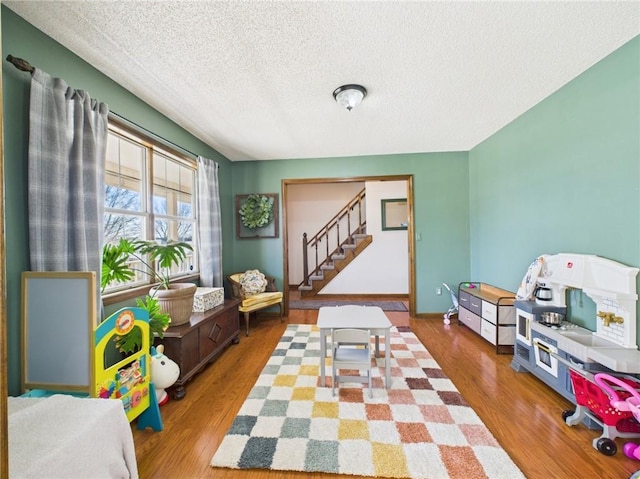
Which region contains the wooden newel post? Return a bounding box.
[302,233,309,286]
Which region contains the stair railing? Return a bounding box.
[300,188,366,287]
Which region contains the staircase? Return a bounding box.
[299,233,372,296]
[298,188,373,297]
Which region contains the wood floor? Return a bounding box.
[132,302,638,479]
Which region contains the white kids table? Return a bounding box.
[317,305,392,388]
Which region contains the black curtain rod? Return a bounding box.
[108,111,199,159]
[6,54,200,160]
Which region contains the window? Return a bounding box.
[103,122,198,294]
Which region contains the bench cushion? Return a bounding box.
[240,291,283,311]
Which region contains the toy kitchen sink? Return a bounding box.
[534,253,640,370]
[530,320,640,373]
[512,253,640,404]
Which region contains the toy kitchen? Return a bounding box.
[510,253,640,403]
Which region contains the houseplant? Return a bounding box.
[101,238,196,352]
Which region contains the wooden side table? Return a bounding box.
[153,298,240,399]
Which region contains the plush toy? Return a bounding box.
[150,345,180,406]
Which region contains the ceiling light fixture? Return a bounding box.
[333,84,367,111]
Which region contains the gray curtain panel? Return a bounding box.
[196,156,223,287]
[28,68,108,279]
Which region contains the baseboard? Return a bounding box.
[414,312,452,320]
[288,290,408,301]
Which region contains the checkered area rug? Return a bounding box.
[210,324,524,479]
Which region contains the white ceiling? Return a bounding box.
[5,1,639,162]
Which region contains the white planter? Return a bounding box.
[150,283,197,327]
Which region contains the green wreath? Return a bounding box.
[239,194,274,229]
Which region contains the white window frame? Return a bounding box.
[102,120,199,302]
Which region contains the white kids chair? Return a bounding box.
[331,328,373,398]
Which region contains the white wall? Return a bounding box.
[287,182,365,285]
[321,180,408,294]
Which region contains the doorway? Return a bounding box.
[281,175,415,317]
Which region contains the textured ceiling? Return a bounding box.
[5,1,639,161]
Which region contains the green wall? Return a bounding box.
[469,36,640,329]
[231,153,471,308]
[1,7,235,395]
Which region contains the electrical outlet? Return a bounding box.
[436,287,442,295]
